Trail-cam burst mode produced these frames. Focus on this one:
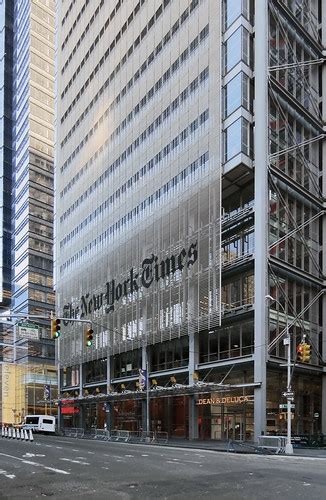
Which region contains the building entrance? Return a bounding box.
[198,395,254,441]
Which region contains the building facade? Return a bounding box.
[55,0,326,441]
[0,0,57,425]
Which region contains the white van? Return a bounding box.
[22,415,56,434]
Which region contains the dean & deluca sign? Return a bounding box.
[197,395,254,405]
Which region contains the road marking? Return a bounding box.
[0,469,15,480]
[60,458,90,465]
[0,452,70,475]
[141,454,149,457]
[72,449,79,452]
[125,455,134,458]
[56,446,63,449]
[22,453,45,458]
[87,451,95,455]
[55,440,75,444]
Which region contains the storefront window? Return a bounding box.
[266,370,322,437]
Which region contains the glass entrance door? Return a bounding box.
[222,413,244,441]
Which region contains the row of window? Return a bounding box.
[59,150,209,275]
[61,0,91,48]
[60,110,209,246]
[61,0,169,102]
[60,23,209,157]
[61,0,76,27]
[62,0,141,78]
[60,0,200,125]
[60,64,209,204]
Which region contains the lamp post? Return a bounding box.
[266,295,294,454]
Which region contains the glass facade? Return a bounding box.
[55,0,326,442]
[0,0,56,426]
[0,0,13,308]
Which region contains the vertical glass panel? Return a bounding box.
[224,0,249,30]
[225,118,250,161]
[224,72,250,117]
[224,28,241,73]
[225,118,241,161]
[224,27,250,73]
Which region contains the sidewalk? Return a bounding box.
[157,437,326,457]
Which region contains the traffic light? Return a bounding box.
[297,343,304,362]
[52,318,61,339]
[85,327,94,347]
[301,343,311,363]
[297,343,311,363]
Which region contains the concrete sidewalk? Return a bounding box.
[159,438,326,457]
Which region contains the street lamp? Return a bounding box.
[266,295,294,455]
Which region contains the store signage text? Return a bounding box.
[197,395,254,405]
[63,241,198,321]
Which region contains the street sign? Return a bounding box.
[18,321,39,340]
[279,403,295,410]
[283,391,294,398]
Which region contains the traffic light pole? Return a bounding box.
[266,295,294,455]
[284,319,294,455]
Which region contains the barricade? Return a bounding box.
[109,429,130,442]
[257,435,286,454]
[153,432,168,444]
[63,427,85,439]
[94,429,110,440]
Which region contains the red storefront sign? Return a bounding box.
[61,406,80,415]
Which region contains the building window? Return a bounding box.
[224,117,250,162]
[223,72,250,117]
[223,0,250,30]
[224,26,250,74]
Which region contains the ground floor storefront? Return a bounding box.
[60,368,323,441]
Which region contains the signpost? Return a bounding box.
[279,403,295,410]
[18,321,39,340]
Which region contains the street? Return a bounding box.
[0,435,326,499]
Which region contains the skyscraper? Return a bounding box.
[55,0,325,441]
[1,0,57,425]
[0,0,14,310]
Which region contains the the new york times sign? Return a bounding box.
[62,241,198,324]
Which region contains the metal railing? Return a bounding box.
[63,427,85,438]
[61,427,169,445]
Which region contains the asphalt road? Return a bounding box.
[1,435,326,499]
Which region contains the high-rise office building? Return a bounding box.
[0,0,57,425]
[55,0,325,441]
[0,0,14,311]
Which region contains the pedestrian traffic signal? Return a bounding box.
[297,343,311,363]
[85,327,94,347]
[52,318,61,338]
